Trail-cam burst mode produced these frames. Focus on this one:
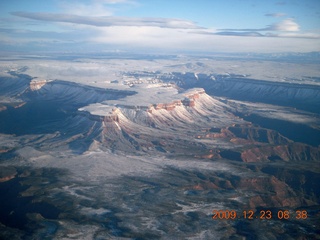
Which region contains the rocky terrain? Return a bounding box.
[0,55,319,239]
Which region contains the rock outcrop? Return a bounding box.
[237,176,304,208]
[184,170,318,209]
[30,79,47,91]
[148,88,206,113]
[241,143,320,162]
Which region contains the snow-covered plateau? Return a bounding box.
[0,54,319,239]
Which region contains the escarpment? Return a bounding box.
[29,79,48,91]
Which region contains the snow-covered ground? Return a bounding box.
[0,53,319,239]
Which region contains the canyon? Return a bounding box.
[0,55,319,239]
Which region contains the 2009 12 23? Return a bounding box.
[212,210,308,220]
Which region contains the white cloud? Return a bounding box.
[219,18,300,32]
[11,12,202,29]
[2,15,320,53]
[3,3,320,53]
[58,0,136,16]
[265,13,286,18]
[268,18,299,32]
[211,18,313,40]
[89,26,320,53]
[265,32,320,39]
[59,1,108,16]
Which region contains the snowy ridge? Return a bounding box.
[78,88,243,153]
[29,79,48,91]
[28,80,135,106]
[82,88,233,130]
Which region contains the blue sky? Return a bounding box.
[0,0,319,53]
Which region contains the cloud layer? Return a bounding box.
[265,12,286,18]
[211,18,320,39]
[219,19,300,32]
[269,18,299,32]
[11,12,201,29]
[2,0,320,54]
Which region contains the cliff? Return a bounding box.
[79,88,236,154]
[241,143,320,163]
[29,79,47,91]
[195,125,291,145]
[148,88,206,113]
[160,72,320,113]
[184,170,318,209]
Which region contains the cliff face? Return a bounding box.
[241,143,320,162]
[80,89,233,154]
[196,125,291,145]
[260,166,320,204]
[148,89,205,113]
[237,176,304,208]
[82,109,120,123]
[29,79,47,91]
[0,74,31,96]
[25,80,136,106]
[81,87,320,166]
[191,122,320,163]
[1,70,319,239]
[227,126,291,145]
[160,72,320,113]
[184,170,318,209]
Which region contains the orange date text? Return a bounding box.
[212,210,308,220]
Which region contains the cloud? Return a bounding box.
[214,31,264,37]
[195,18,319,39]
[88,26,320,53]
[219,18,300,32]
[265,32,320,39]
[13,12,299,34]
[58,0,136,16]
[265,13,286,18]
[268,18,299,31]
[11,12,202,29]
[0,27,92,42]
[3,6,319,53]
[192,30,320,39]
[211,31,319,39]
[1,25,320,53]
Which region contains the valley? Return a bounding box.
[0,55,319,239]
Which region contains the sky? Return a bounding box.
[0,0,320,53]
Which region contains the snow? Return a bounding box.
[228,99,320,127]
[1,53,319,239]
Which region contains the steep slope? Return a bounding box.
[0,70,319,240]
[80,89,244,154]
[157,72,320,113]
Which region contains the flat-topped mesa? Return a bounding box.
[182,88,206,107]
[154,100,183,111]
[79,107,120,122]
[80,88,210,122]
[98,109,120,123]
[30,79,47,91]
[183,88,206,100]
[103,108,121,122]
[148,88,207,112]
[181,98,195,107]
